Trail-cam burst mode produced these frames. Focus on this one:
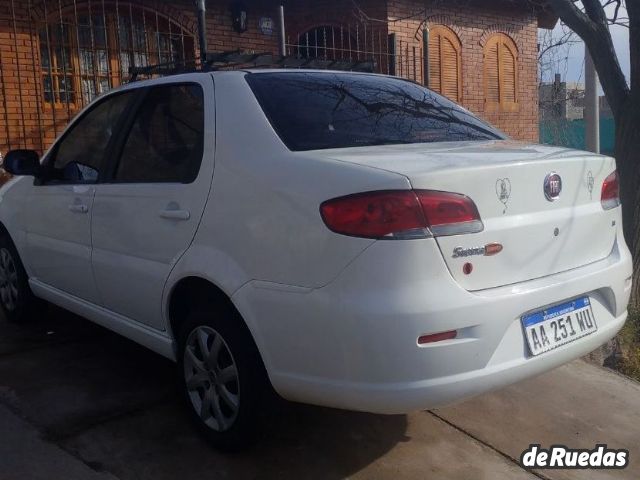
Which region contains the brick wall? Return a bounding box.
[386,1,539,141]
[0,0,45,154]
[0,0,539,155]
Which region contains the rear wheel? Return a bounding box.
[0,233,45,323]
[177,305,267,450]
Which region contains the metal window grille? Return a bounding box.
[286,25,424,82]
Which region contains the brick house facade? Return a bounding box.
[0,0,555,156]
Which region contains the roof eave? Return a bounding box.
[538,9,559,29]
[527,0,560,29]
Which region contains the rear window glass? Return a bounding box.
[246,72,506,151]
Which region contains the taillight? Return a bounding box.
[320,190,483,240]
[415,190,483,237]
[601,171,620,210]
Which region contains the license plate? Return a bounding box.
[522,297,597,356]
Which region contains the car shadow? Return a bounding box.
[0,306,410,480]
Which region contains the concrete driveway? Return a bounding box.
[1,306,639,480]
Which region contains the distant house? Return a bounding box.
[539,74,585,121]
[0,0,556,155]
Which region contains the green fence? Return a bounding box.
[540,118,615,155]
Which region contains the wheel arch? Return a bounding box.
[168,276,231,338]
[0,221,25,264]
[0,184,34,278]
[166,277,270,376]
[0,221,11,240]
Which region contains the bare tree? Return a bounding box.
[537,0,639,302]
[538,23,578,75]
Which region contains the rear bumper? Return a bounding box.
[233,234,632,415]
[266,311,626,414]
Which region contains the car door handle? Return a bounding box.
[68,204,89,214]
[159,209,190,221]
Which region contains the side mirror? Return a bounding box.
[3,150,41,177]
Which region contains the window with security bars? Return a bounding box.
[427,25,462,103]
[483,33,518,112]
[39,24,75,105]
[39,4,196,109]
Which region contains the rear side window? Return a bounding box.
[246,72,506,151]
[114,84,204,183]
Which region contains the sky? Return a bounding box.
[547,3,630,87]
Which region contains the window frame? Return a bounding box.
[483,33,519,113]
[427,25,463,103]
[101,82,206,185]
[39,22,79,109]
[37,89,140,186]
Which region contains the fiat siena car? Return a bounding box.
[0,70,632,449]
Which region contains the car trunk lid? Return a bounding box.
[317,140,619,291]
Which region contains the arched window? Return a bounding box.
[39,4,196,108]
[483,33,518,112]
[295,26,357,60]
[427,25,462,103]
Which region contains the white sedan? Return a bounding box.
[0,70,632,449]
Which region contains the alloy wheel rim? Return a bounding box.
[183,326,240,432]
[0,248,18,312]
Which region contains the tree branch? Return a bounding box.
[582,0,609,25]
[546,0,596,34]
[545,0,629,116]
[538,28,578,59]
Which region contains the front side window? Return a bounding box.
[45,91,134,183]
[246,72,505,151]
[114,84,204,184]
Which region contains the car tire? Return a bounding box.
[177,302,268,451]
[0,233,46,323]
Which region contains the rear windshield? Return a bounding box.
[246,72,506,151]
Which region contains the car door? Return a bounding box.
[24,91,136,304]
[91,77,214,330]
